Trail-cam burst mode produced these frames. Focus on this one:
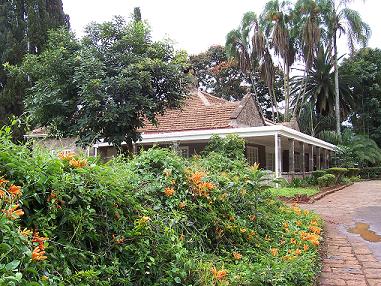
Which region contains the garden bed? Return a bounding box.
[275,183,354,203]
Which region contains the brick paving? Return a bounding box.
[300,181,381,286]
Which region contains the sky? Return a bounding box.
[62,0,380,56]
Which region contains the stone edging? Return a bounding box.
[308,183,354,203]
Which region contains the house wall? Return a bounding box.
[30,137,93,155]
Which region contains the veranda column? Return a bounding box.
[301,142,305,176]
[274,133,282,178]
[326,149,330,169]
[317,147,321,170]
[309,144,314,172]
[288,138,295,176]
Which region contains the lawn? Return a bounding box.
[270,187,320,198]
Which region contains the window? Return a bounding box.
[178,146,189,158]
[246,146,258,165]
[266,152,275,171]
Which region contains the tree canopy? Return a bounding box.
[16,16,190,146]
[0,0,69,136]
[340,48,381,147]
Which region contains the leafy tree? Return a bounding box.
[319,129,381,167]
[340,48,381,147]
[190,45,284,120]
[190,45,247,100]
[0,0,69,136]
[16,16,190,147]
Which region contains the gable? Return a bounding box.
[230,94,265,127]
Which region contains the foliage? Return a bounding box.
[0,129,323,285]
[320,129,381,167]
[326,167,348,184]
[347,168,360,177]
[358,167,381,180]
[317,174,336,187]
[190,45,284,119]
[270,187,319,198]
[14,15,190,147]
[203,134,246,161]
[0,0,69,140]
[340,48,381,147]
[312,170,326,179]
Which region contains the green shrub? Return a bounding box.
[326,167,348,183]
[0,129,323,285]
[358,167,381,179]
[347,168,360,177]
[317,174,336,187]
[204,134,245,160]
[312,170,326,179]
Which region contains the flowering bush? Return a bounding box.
[0,129,323,285]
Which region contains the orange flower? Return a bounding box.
[178,201,186,209]
[8,184,21,197]
[304,210,310,215]
[0,178,9,185]
[296,220,302,227]
[0,189,5,198]
[283,222,289,229]
[2,204,24,219]
[32,232,48,247]
[303,244,309,251]
[295,248,302,255]
[69,158,87,168]
[32,246,47,261]
[310,219,318,225]
[311,239,320,246]
[290,238,297,244]
[232,251,242,260]
[20,228,32,237]
[270,248,278,256]
[202,182,215,190]
[309,225,321,235]
[240,228,247,233]
[58,151,75,161]
[164,187,175,197]
[190,171,205,184]
[211,267,228,281]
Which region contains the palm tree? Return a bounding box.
[226,12,280,120]
[260,0,296,120]
[292,0,321,117]
[318,0,371,136]
[291,45,354,128]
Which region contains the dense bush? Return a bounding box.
[203,134,245,161]
[317,174,336,187]
[312,170,326,179]
[358,167,381,179]
[326,167,348,184]
[347,168,360,177]
[0,130,322,285]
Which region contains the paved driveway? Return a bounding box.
[300,181,381,286]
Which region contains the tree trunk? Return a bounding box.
[284,62,290,121]
[333,32,341,136]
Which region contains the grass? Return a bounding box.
[270,187,319,198]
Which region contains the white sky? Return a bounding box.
[62,0,380,56]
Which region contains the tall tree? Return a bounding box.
[318,0,371,136]
[260,0,296,120]
[225,11,281,121]
[340,48,381,147]
[0,0,69,135]
[15,16,190,146]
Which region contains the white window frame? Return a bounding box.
[266,152,275,171]
[246,146,259,165]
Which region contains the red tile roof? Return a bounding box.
[140,89,240,134]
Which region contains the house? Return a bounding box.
[95,89,336,179]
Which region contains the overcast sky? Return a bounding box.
[62,0,380,56]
